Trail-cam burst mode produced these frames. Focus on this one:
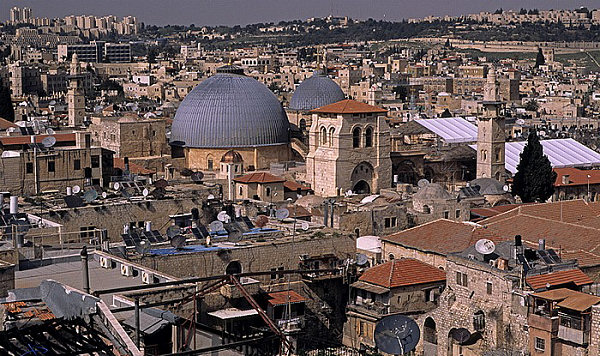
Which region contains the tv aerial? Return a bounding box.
[83,189,98,203]
[275,208,290,220]
[475,239,496,255]
[166,226,181,239]
[170,235,186,249]
[417,179,429,188]
[374,315,420,355]
[72,185,81,194]
[41,136,56,148]
[217,211,230,223]
[255,215,269,228]
[209,220,224,233]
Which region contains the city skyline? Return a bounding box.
[2,0,600,26]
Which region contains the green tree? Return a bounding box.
[512,132,556,202]
[535,48,545,67]
[0,84,15,122]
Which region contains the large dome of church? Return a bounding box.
[170,67,290,148]
[288,71,345,111]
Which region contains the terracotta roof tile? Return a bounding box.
[0,133,76,146]
[358,258,446,288]
[532,288,600,312]
[234,172,285,184]
[267,290,307,306]
[309,99,387,114]
[526,269,593,291]
[554,168,600,187]
[0,118,17,130]
[283,180,312,192]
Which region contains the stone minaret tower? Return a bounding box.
[67,53,85,127]
[477,67,506,182]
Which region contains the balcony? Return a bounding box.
[347,300,389,317]
[528,313,559,333]
[277,316,304,332]
[558,325,588,345]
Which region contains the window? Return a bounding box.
[26,162,33,174]
[352,127,361,148]
[388,253,395,260]
[91,155,100,168]
[473,311,485,331]
[47,160,55,173]
[207,159,213,170]
[79,226,97,239]
[456,271,468,287]
[270,268,277,280]
[487,282,493,295]
[239,186,243,195]
[534,337,545,352]
[391,217,397,227]
[329,127,335,147]
[320,127,328,146]
[456,209,461,219]
[443,211,449,219]
[266,187,271,196]
[365,127,373,147]
[74,159,81,170]
[385,218,391,228]
[277,266,284,279]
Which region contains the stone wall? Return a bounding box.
[185,144,291,172]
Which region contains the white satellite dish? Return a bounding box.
[516,119,525,125]
[41,136,56,148]
[301,221,310,231]
[72,185,81,194]
[46,128,55,135]
[475,239,496,255]
[275,208,290,220]
[142,188,149,197]
[217,211,230,222]
[503,185,509,192]
[417,179,430,188]
[101,192,107,199]
[113,182,120,190]
[209,220,224,232]
[207,194,215,200]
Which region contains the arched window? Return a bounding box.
[329,127,335,147]
[299,119,306,132]
[352,127,361,148]
[320,126,327,146]
[423,205,431,214]
[388,253,395,260]
[365,127,373,147]
[225,261,242,275]
[266,187,271,196]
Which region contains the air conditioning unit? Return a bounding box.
[100,256,112,269]
[121,264,133,277]
[141,271,153,284]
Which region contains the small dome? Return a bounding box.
[470,178,506,195]
[288,71,345,111]
[221,150,243,163]
[414,183,454,201]
[170,70,290,148]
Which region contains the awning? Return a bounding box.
[350,280,389,295]
[208,308,259,320]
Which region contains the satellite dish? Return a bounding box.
[475,239,496,255]
[209,220,224,232]
[451,328,471,344]
[502,185,509,192]
[180,168,193,177]
[228,229,243,243]
[170,235,186,249]
[72,185,81,194]
[301,221,310,231]
[101,192,107,199]
[255,215,269,228]
[207,194,215,200]
[217,211,230,222]
[136,240,151,255]
[516,119,525,125]
[417,179,429,188]
[275,208,290,220]
[151,188,165,199]
[166,226,181,239]
[83,189,98,203]
[191,171,204,183]
[46,128,55,135]
[374,315,420,355]
[154,179,168,189]
[113,182,121,190]
[345,190,353,197]
[42,136,56,148]
[356,253,369,266]
[142,188,149,197]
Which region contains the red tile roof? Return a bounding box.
[113,158,154,175]
[358,258,446,288]
[0,133,76,146]
[283,180,312,192]
[234,172,285,184]
[309,99,387,114]
[0,118,17,130]
[554,168,600,187]
[267,290,307,306]
[526,269,593,291]
[381,219,504,256]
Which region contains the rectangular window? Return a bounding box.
[535,337,545,351]
[74,159,81,170]
[384,218,391,228]
[444,211,449,219]
[456,209,461,219]
[456,271,462,285]
[462,273,468,287]
[270,268,277,280]
[79,226,97,239]
[487,282,493,295]
[277,266,284,279]
[391,217,397,227]
[26,162,33,174]
[91,155,100,168]
[48,160,55,173]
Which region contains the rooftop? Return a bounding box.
[234,172,286,184]
[532,288,600,312]
[414,117,478,144]
[309,99,387,114]
[526,268,593,291]
[358,258,446,288]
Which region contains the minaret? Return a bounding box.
[67,53,85,127]
[477,66,506,182]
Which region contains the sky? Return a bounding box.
[2,0,600,26]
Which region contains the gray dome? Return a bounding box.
[288,71,345,111]
[170,72,290,148]
[470,178,506,195]
[414,183,454,201]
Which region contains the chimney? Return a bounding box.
[538,238,546,251]
[562,175,570,185]
[9,196,18,214]
[124,157,130,173]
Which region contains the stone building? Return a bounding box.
[67,54,86,127]
[234,172,286,202]
[306,99,392,197]
[410,182,471,224]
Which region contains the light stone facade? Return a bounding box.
[306,110,392,197]
[477,68,506,182]
[184,144,290,172]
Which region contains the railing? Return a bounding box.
[347,301,388,316]
[277,316,304,331]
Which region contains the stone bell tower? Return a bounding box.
[67,53,85,127]
[477,67,506,182]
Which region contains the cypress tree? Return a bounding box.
[512,132,556,202]
[535,48,545,68]
[0,84,14,122]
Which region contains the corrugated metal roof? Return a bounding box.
[532,288,600,312]
[470,138,600,174]
[415,117,478,144]
[288,72,345,111]
[170,73,290,148]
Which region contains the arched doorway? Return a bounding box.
[423,317,437,355]
[351,162,374,194]
[393,160,419,186]
[353,180,371,194]
[225,261,242,275]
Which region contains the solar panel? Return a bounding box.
[538,250,554,265]
[241,216,254,229]
[143,230,158,243]
[152,231,166,243]
[191,227,209,239]
[130,232,142,245]
[198,225,209,238]
[26,127,34,135]
[547,249,562,263]
[122,234,135,247]
[19,127,28,135]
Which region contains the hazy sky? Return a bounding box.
[2,0,600,26]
